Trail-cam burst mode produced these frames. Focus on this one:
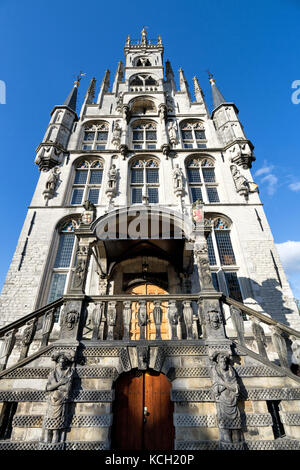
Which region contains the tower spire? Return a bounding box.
[193,76,205,104]
[208,72,226,109]
[179,68,191,99]
[63,72,86,112]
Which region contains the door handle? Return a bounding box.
[144,406,148,416]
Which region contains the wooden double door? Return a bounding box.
[112,370,174,450]
[127,283,170,340]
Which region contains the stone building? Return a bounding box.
[0,29,300,450]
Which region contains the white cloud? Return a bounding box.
[276,241,300,274]
[289,182,300,192]
[276,241,300,299]
[260,173,278,196]
[254,165,274,177]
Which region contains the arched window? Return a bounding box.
[132,122,157,150]
[47,220,77,304]
[130,75,158,92]
[187,158,219,203]
[70,159,103,205]
[82,122,109,150]
[180,121,206,148]
[130,159,159,204]
[136,57,152,67]
[205,217,243,302]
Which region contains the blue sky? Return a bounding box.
[0,0,299,298]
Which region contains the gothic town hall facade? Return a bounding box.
[1,30,300,451]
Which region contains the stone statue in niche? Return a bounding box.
[172,164,183,194]
[43,351,75,444]
[112,121,122,147]
[168,121,178,145]
[210,352,242,444]
[116,92,123,112]
[43,167,60,203]
[158,104,167,123]
[107,164,117,191]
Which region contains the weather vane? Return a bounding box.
[205,69,214,80]
[75,71,86,83]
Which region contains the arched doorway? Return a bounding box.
[111,369,174,450]
[127,283,170,340]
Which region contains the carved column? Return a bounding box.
[0,330,16,371]
[107,301,117,341]
[41,308,55,347]
[230,306,245,346]
[182,301,193,340]
[251,317,268,360]
[138,301,147,340]
[271,325,289,369]
[168,300,179,340]
[153,301,162,340]
[92,302,105,340]
[122,301,132,340]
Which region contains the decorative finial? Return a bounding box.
[74,71,86,87]
[141,26,148,45]
[206,70,214,83]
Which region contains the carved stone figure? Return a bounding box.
[107,301,117,340]
[92,301,105,340]
[158,104,167,123]
[137,346,149,370]
[138,301,147,340]
[0,330,16,371]
[43,167,60,202]
[153,301,163,339]
[230,306,245,345]
[207,308,222,330]
[182,301,193,340]
[230,165,249,197]
[122,301,132,340]
[20,319,37,360]
[251,317,268,359]
[106,164,117,196]
[271,325,289,369]
[43,352,75,444]
[194,245,214,290]
[168,300,179,339]
[62,309,79,330]
[172,164,183,194]
[122,105,130,123]
[73,258,86,289]
[112,121,122,147]
[210,352,242,444]
[168,121,177,145]
[116,92,123,112]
